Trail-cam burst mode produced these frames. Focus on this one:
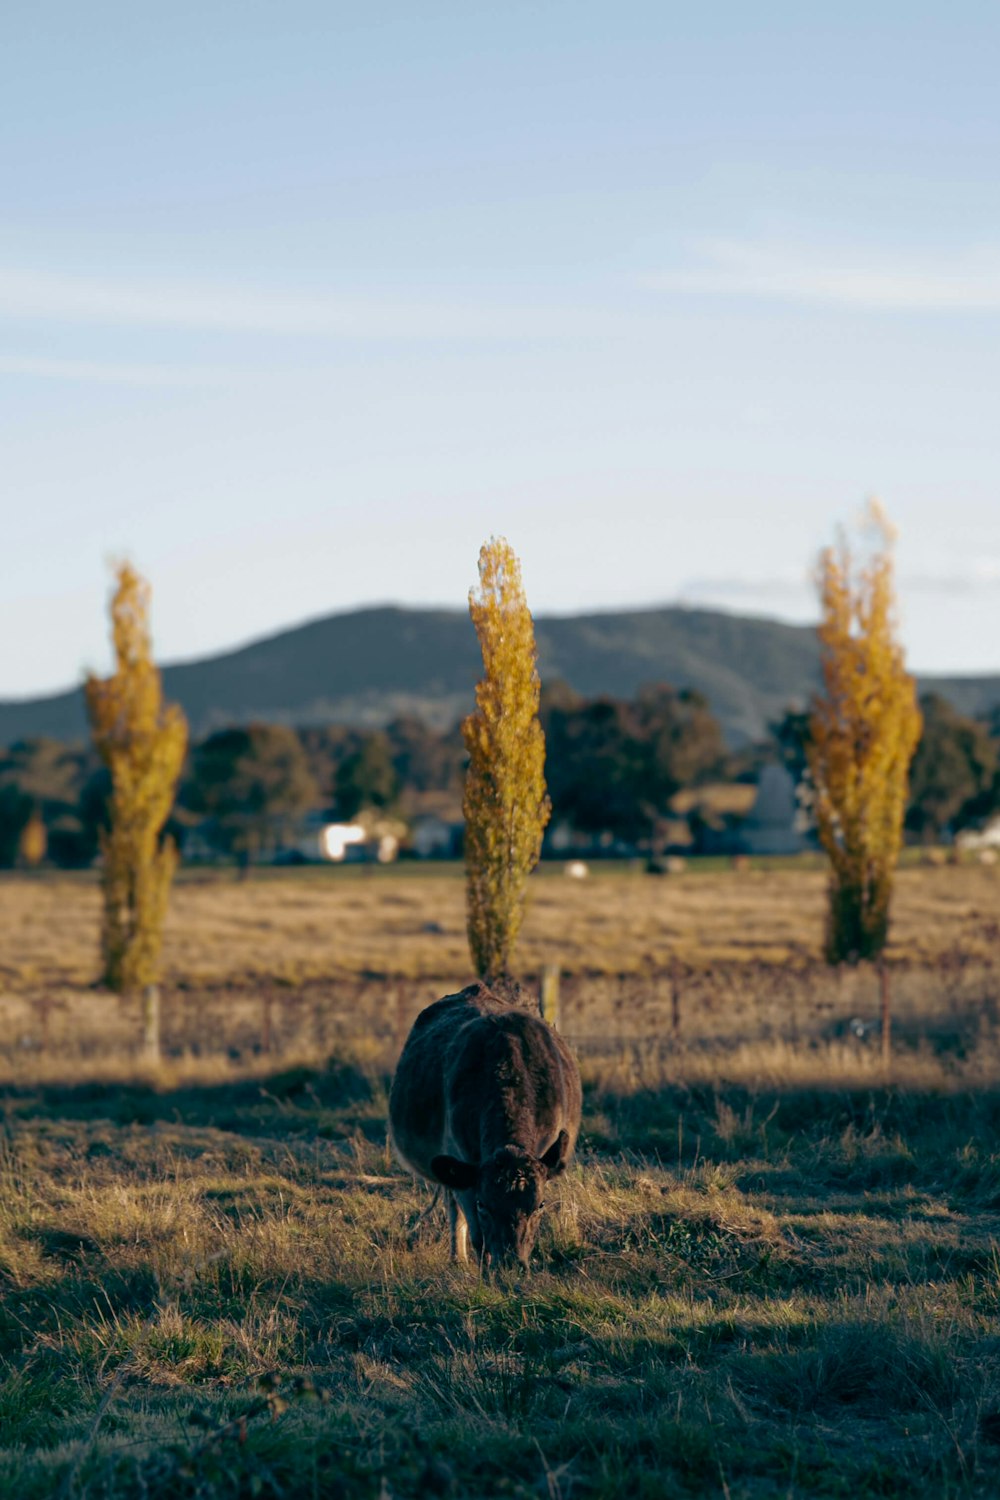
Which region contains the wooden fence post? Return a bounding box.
[36,995,53,1050]
[141,985,161,1063]
[541,965,561,1029]
[395,985,408,1055]
[670,959,682,1042]
[879,960,891,1072]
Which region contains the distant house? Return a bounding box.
[544,822,637,858]
[741,765,806,856]
[688,766,806,856]
[409,814,463,858]
[956,815,1000,852]
[316,822,369,861]
[291,811,399,864]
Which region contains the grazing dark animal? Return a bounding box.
[389,981,582,1270]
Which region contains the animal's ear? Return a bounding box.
[540,1130,572,1179]
[431,1155,479,1191]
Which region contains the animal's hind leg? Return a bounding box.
[447,1191,469,1262]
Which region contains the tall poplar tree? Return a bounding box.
[85,563,188,995]
[463,538,550,980]
[808,504,921,963]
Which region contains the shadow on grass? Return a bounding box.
[7,1062,1000,1204]
[0,1058,381,1138]
[584,1077,1000,1163]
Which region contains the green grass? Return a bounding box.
[3,1059,1000,1497]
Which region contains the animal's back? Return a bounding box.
[442,1005,581,1166]
[389,982,508,1180]
[389,981,580,1182]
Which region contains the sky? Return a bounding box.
[3,1,1000,696]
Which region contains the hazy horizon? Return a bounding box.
[3,590,999,707]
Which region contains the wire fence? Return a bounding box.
[3,953,997,1075]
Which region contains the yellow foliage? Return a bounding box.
[463,538,551,980]
[808,504,922,962]
[85,563,188,992]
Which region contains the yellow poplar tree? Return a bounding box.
[85,563,188,993]
[463,537,551,980]
[808,503,922,963]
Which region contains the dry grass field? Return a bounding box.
[1,860,998,1072]
[5,860,999,991]
[3,861,1000,1496]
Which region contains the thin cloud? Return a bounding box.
[906,562,1000,593]
[646,241,1000,311]
[679,575,812,604]
[0,353,231,387]
[681,565,1000,609]
[0,267,586,339]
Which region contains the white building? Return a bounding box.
[956,815,1000,852]
[741,765,806,856]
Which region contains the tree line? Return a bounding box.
[3,673,998,871]
[2,511,998,1012]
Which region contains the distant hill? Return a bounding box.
[2,604,999,747]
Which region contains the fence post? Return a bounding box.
[395,985,408,1055]
[313,995,327,1056]
[670,958,682,1042]
[541,965,561,1029]
[36,995,53,1050]
[879,960,891,1072]
[141,984,161,1063]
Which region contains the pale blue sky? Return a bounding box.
[3,1,1000,695]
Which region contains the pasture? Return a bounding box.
[3,861,1000,1496]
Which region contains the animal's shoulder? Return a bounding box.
[451,1005,568,1074]
[477,1009,581,1091]
[407,982,527,1037]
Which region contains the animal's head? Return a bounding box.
[431,1134,572,1270]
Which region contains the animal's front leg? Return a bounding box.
[447,1190,469,1261]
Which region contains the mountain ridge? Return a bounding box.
[2,603,999,747]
